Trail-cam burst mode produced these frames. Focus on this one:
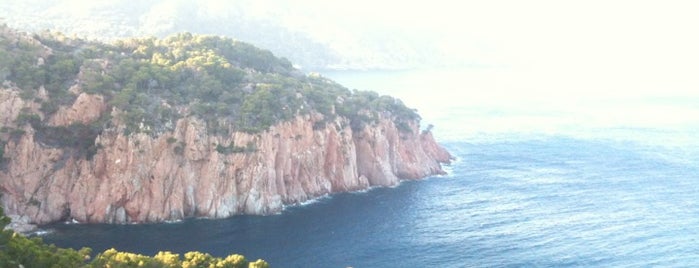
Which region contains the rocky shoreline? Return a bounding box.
[5,214,38,234]
[1,88,451,226]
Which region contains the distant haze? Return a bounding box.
[0,0,475,70]
[2,1,698,93]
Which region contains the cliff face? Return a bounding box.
[0,88,451,224]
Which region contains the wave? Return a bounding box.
[63,218,81,225]
[281,194,332,211]
[29,229,53,236]
[298,194,331,206]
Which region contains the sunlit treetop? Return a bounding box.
[0,25,419,139]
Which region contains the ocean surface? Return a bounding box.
[43,69,699,267]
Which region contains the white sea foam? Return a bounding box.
[298,194,330,206]
[349,186,377,194]
[281,194,332,210]
[64,218,80,224]
[31,229,53,236]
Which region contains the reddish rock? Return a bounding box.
[0,88,451,224]
[48,92,107,126]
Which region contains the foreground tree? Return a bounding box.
[0,207,269,268]
[0,206,92,267]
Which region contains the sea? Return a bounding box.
[42,68,699,267]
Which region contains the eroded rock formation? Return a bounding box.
[0,88,450,225]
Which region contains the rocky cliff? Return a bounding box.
[0,87,451,225]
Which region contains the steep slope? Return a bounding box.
[0,26,451,225]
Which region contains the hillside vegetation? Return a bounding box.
[0,24,420,158]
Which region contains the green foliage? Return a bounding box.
[9,129,26,140]
[0,207,92,268]
[173,141,186,155]
[44,52,82,98]
[333,89,420,132]
[215,141,257,155]
[1,26,420,138]
[89,248,260,268]
[103,34,296,134]
[0,207,9,228]
[238,87,298,133]
[33,120,105,160]
[396,121,413,133]
[0,206,270,267]
[245,141,257,153]
[14,110,41,127]
[0,140,5,165]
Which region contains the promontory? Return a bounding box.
[0,25,451,226]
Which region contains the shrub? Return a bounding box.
[14,111,41,127]
[9,129,26,140]
[0,206,270,268]
[33,122,102,159]
[396,121,413,133]
[2,27,421,140]
[174,145,184,155]
[215,141,253,155]
[0,207,91,268]
[0,140,5,164]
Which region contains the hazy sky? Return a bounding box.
[316,1,699,137]
[284,1,698,91]
[6,1,698,78]
[3,0,697,137]
[360,0,688,70]
[4,0,697,94]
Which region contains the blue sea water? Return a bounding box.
[42,69,699,267]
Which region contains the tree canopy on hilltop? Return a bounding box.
[0,25,420,154]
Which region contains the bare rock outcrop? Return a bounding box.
[0,88,451,225]
[48,92,107,126]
